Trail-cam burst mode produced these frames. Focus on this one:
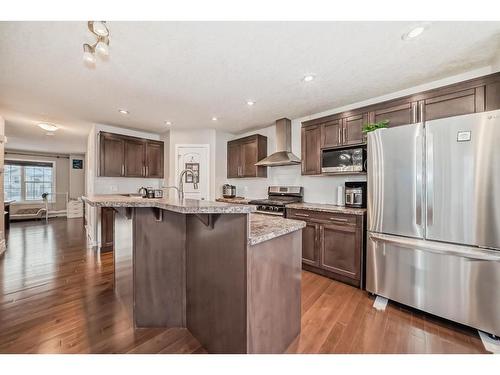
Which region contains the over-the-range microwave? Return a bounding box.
[321,146,367,173]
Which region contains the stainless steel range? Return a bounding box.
[249,186,303,216]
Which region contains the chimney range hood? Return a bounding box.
[255,118,301,167]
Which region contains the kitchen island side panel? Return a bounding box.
[186,213,248,354]
[133,207,186,327]
[247,230,302,354]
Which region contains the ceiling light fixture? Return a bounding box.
[83,21,111,68]
[165,121,172,126]
[211,117,218,121]
[118,109,129,115]
[38,123,59,132]
[303,74,316,82]
[246,100,256,106]
[402,26,425,41]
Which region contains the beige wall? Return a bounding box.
[4,150,71,214]
[69,154,85,199]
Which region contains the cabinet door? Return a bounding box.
[301,125,321,175]
[423,88,479,121]
[302,222,320,266]
[99,133,125,177]
[145,141,164,178]
[240,140,258,177]
[124,139,145,177]
[373,102,415,127]
[227,142,241,178]
[343,113,368,146]
[321,120,342,148]
[320,222,361,281]
[100,207,115,252]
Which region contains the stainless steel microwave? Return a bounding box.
[321,147,366,173]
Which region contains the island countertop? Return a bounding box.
[82,194,256,214]
[248,213,306,246]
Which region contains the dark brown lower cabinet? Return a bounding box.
[301,222,320,266]
[101,207,115,253]
[287,208,365,288]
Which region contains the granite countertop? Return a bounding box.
[215,197,253,204]
[286,202,366,216]
[248,213,306,246]
[82,195,256,214]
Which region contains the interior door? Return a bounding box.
[425,110,500,249]
[367,123,424,239]
[175,145,209,200]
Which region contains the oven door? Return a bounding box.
[321,147,365,173]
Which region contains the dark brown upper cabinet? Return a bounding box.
[100,132,126,177]
[343,113,368,146]
[321,119,342,148]
[227,134,267,178]
[301,125,321,175]
[301,72,500,176]
[99,132,164,178]
[145,140,164,178]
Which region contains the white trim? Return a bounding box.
[174,144,210,200]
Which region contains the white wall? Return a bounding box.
[0,116,4,256]
[222,65,500,204]
[69,154,85,199]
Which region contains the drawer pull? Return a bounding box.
[294,213,310,217]
[329,217,348,222]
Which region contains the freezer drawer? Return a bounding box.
[366,232,500,336]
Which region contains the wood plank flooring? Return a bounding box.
[0,218,487,354]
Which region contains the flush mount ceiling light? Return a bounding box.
[38,123,58,132]
[246,100,256,106]
[211,117,218,121]
[402,26,426,41]
[303,74,316,82]
[83,21,110,68]
[118,109,129,115]
[165,121,172,126]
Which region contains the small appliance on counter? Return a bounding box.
[153,189,163,198]
[138,186,148,198]
[222,184,236,198]
[249,186,303,216]
[344,181,366,208]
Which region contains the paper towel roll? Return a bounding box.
[337,185,345,206]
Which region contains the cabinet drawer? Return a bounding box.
[287,209,357,225]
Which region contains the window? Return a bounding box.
[4,160,55,202]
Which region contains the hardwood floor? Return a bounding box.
[0,218,487,354]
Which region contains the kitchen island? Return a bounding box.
[82,195,305,354]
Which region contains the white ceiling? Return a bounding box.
[1,21,500,153]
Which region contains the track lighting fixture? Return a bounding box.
[83,21,110,68]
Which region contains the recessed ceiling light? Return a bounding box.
[246,100,256,106]
[38,123,58,132]
[211,117,218,121]
[165,121,172,126]
[303,74,315,82]
[402,26,425,41]
[45,132,55,136]
[118,109,129,115]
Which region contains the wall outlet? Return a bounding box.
[110,185,118,192]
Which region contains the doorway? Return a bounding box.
[174,144,210,200]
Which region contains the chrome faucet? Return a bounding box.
[177,169,199,200]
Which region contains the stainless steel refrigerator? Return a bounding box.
[366,109,500,337]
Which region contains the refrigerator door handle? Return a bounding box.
[415,133,423,227]
[426,132,434,227]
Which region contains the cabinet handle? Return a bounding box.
[294,213,310,217]
[146,166,149,176]
[121,165,125,176]
[338,128,341,143]
[343,127,347,143]
[329,217,348,222]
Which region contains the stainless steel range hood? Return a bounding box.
[255,118,301,167]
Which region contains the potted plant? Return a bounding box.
[362,119,390,133]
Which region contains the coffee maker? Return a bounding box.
[344,181,366,208]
